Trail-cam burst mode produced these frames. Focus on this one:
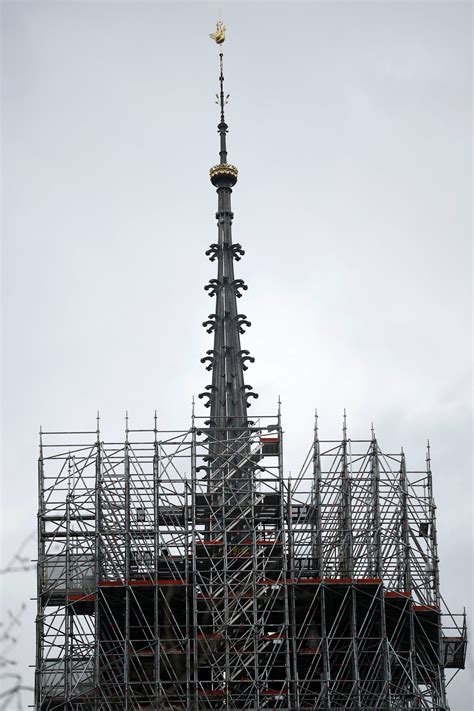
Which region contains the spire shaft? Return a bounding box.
[200,44,258,446]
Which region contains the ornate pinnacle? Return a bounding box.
[201,22,257,431]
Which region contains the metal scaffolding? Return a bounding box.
[35,25,467,710]
[35,413,466,709]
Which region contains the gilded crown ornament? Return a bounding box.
[209,164,238,179]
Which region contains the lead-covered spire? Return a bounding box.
[199,28,257,431]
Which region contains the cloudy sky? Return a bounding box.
[2,0,472,707]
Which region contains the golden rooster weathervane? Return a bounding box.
[210,19,226,44]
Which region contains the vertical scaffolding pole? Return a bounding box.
[278,402,297,708]
[153,413,160,709]
[223,492,230,707]
[249,460,258,703]
[314,418,331,707]
[340,417,360,706]
[185,478,191,710]
[286,475,299,709]
[400,451,411,593]
[320,583,332,709]
[370,430,381,579]
[427,442,448,708]
[64,459,71,704]
[400,451,417,705]
[124,415,131,710]
[371,433,391,709]
[339,412,353,578]
[184,408,193,711]
[312,411,322,577]
[190,414,198,710]
[94,415,101,710]
[35,428,44,709]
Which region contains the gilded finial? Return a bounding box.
[210,19,226,44]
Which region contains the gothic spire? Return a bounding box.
[199,26,258,431]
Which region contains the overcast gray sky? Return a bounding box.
[1,0,472,707]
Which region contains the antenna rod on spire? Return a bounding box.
[218,52,228,164]
[219,53,225,123]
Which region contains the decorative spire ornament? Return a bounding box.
[209,19,226,44]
